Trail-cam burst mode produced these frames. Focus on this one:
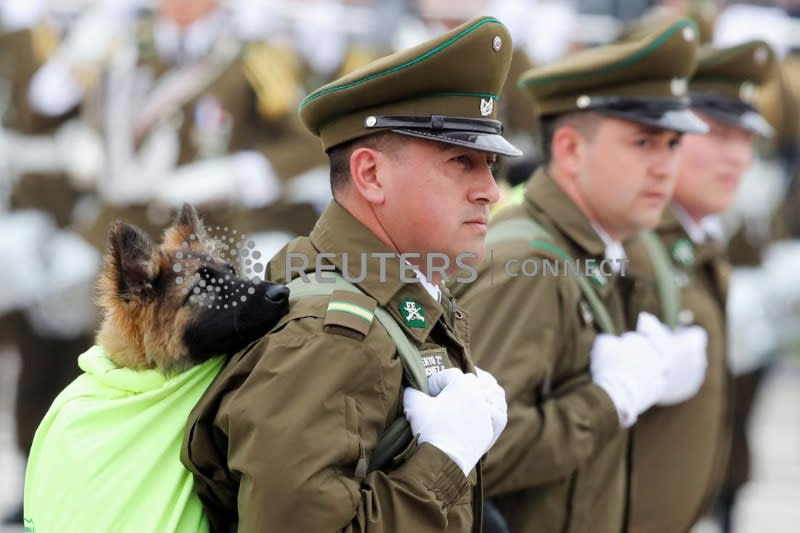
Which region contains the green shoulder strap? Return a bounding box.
[638,230,681,329]
[285,273,426,475]
[486,217,617,334]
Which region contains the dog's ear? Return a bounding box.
[162,203,208,250]
[106,222,157,299]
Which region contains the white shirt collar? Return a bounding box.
[671,204,725,244]
[414,269,441,303]
[155,9,228,62]
[591,222,627,273]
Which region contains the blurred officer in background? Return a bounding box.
[624,39,777,533]
[453,19,708,533]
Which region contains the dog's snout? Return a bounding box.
[265,284,290,303]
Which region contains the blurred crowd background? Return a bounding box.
[1,1,800,532]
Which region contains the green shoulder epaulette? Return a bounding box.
[324,289,377,337]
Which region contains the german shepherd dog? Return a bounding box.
[95,203,289,373]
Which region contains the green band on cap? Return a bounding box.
[435,91,498,100]
[300,17,503,109]
[518,19,698,88]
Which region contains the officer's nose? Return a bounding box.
[470,166,500,205]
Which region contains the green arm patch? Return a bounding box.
[324,290,377,337]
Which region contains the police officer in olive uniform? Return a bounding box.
[453,20,710,533]
[624,40,777,533]
[182,16,519,532]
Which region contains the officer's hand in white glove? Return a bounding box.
[636,312,709,406]
[404,368,493,476]
[590,332,668,427]
[425,367,507,450]
[474,367,508,450]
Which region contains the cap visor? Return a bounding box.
[391,128,523,157]
[600,108,710,134]
[697,108,774,137]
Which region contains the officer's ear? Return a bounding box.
[551,124,586,178]
[349,146,387,206]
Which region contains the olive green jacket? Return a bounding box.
[452,168,628,533]
[182,201,483,533]
[623,208,732,533]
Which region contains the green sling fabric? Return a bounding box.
[638,229,681,329]
[24,346,224,533]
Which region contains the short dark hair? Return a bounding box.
[539,112,601,166]
[327,131,407,195]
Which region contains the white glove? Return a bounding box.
[636,312,708,406]
[475,367,508,450]
[590,332,668,427]
[404,368,493,476]
[425,367,507,451]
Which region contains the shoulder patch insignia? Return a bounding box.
[324,290,377,336]
[399,297,426,328]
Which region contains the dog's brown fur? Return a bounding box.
[96,204,288,374]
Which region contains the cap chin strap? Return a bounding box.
[364,114,504,135]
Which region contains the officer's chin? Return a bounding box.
[632,210,664,233]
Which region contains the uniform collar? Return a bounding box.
[414,268,441,303]
[670,203,725,244]
[656,206,726,265]
[309,201,444,342]
[525,167,608,258]
[591,221,627,272]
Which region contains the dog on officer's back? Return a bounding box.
[96,203,290,373]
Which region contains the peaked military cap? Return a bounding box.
[299,16,522,157]
[518,18,708,134]
[690,40,776,137]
